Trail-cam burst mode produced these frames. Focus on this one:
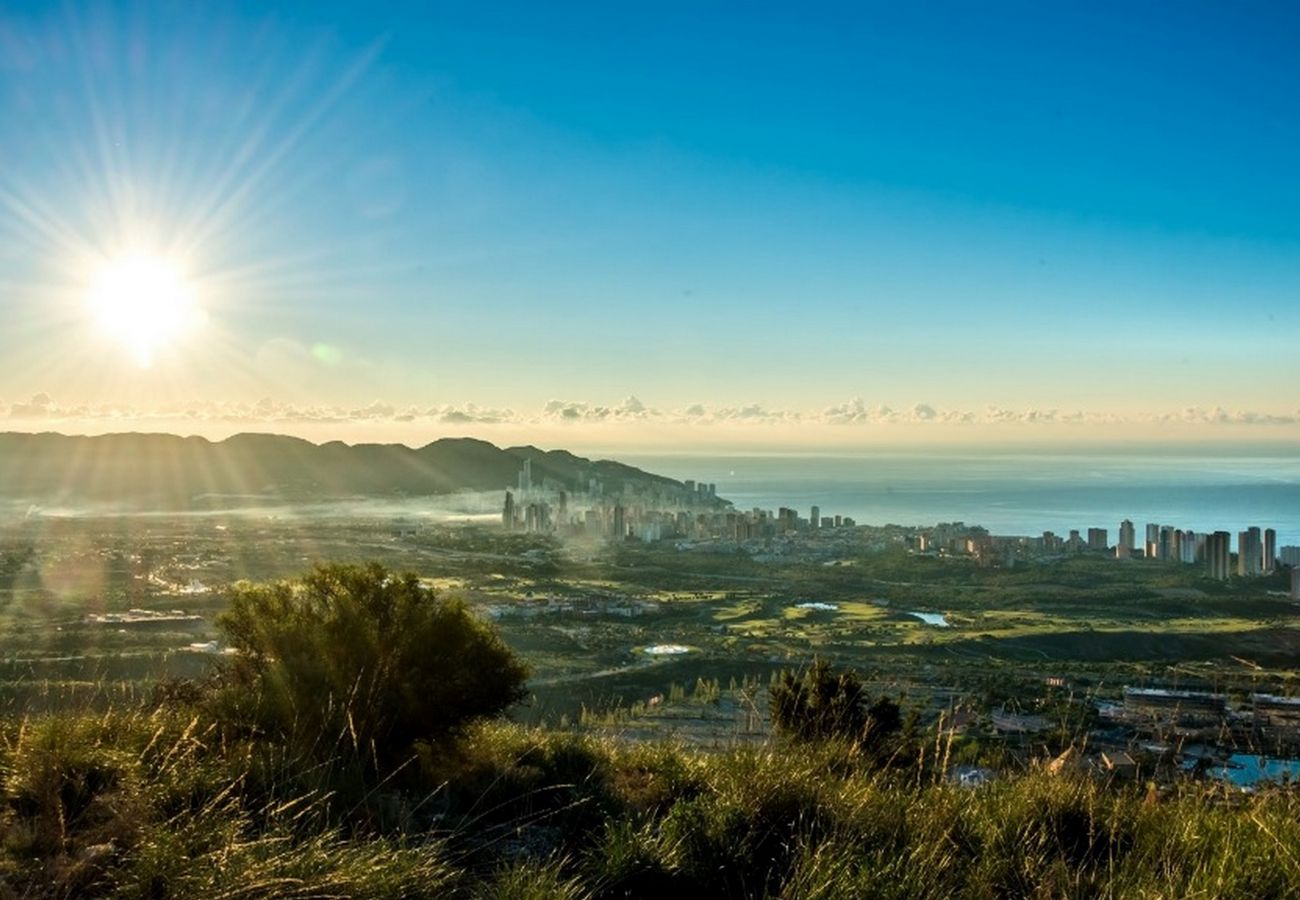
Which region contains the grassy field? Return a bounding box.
[2,708,1299,898]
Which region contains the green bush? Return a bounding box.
[770,659,901,748]
[216,562,529,764]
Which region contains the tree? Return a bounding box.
[216,562,529,761]
[770,659,900,747]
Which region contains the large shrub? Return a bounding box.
[770,659,901,747]
[216,562,529,762]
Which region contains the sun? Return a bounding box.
[86,252,204,368]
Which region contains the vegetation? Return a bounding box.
[770,659,901,749]
[216,563,529,763]
[4,560,1300,896]
[3,710,1300,898]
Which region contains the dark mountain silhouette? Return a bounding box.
[0,432,698,510]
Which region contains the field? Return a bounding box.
[3,514,1297,738]
[3,515,1300,897]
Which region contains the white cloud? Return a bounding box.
[4,393,1298,431]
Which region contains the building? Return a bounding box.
[1252,694,1300,744]
[1281,546,1300,568]
[517,458,532,493]
[1206,531,1231,580]
[502,490,515,530]
[523,501,550,533]
[1087,528,1108,552]
[1238,527,1263,577]
[1293,569,1300,601]
[1145,523,1160,560]
[1117,520,1135,559]
[611,505,626,541]
[1264,528,1277,574]
[1158,526,1176,562]
[810,505,820,530]
[1123,687,1227,727]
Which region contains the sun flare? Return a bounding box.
[86,252,204,368]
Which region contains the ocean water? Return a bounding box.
[622,450,1300,546]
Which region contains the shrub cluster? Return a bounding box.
[215,563,529,764]
[770,658,902,750]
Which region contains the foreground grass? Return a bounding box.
[2,708,1299,898]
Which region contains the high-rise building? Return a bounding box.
[517,458,532,493]
[502,490,515,530]
[524,501,548,533]
[1179,530,1197,564]
[1087,528,1108,552]
[1292,569,1300,601]
[1263,528,1277,574]
[1145,523,1160,559]
[1206,531,1232,580]
[612,505,626,541]
[1281,546,1300,568]
[810,505,820,529]
[1158,526,1176,562]
[1238,527,1263,577]
[1117,520,1135,559]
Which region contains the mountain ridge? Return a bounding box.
[0,431,695,510]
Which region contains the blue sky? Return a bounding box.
[1,1,1298,446]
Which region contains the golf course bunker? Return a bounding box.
[795,602,839,611]
[642,644,692,656]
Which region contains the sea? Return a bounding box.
[621,449,1300,547]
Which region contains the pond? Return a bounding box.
[909,611,950,627]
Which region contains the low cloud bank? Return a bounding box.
[5,393,1300,433]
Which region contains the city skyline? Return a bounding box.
[2,2,1299,450]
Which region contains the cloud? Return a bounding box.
[9,392,55,418]
[540,396,657,422]
[3,392,1299,432]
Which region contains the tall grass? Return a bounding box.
[2,709,1299,897]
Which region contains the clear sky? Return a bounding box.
[1,1,1298,449]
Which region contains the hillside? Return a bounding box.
[0,431,695,509]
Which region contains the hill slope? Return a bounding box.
[0,431,693,509]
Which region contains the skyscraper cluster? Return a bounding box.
[1124,521,1277,580]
